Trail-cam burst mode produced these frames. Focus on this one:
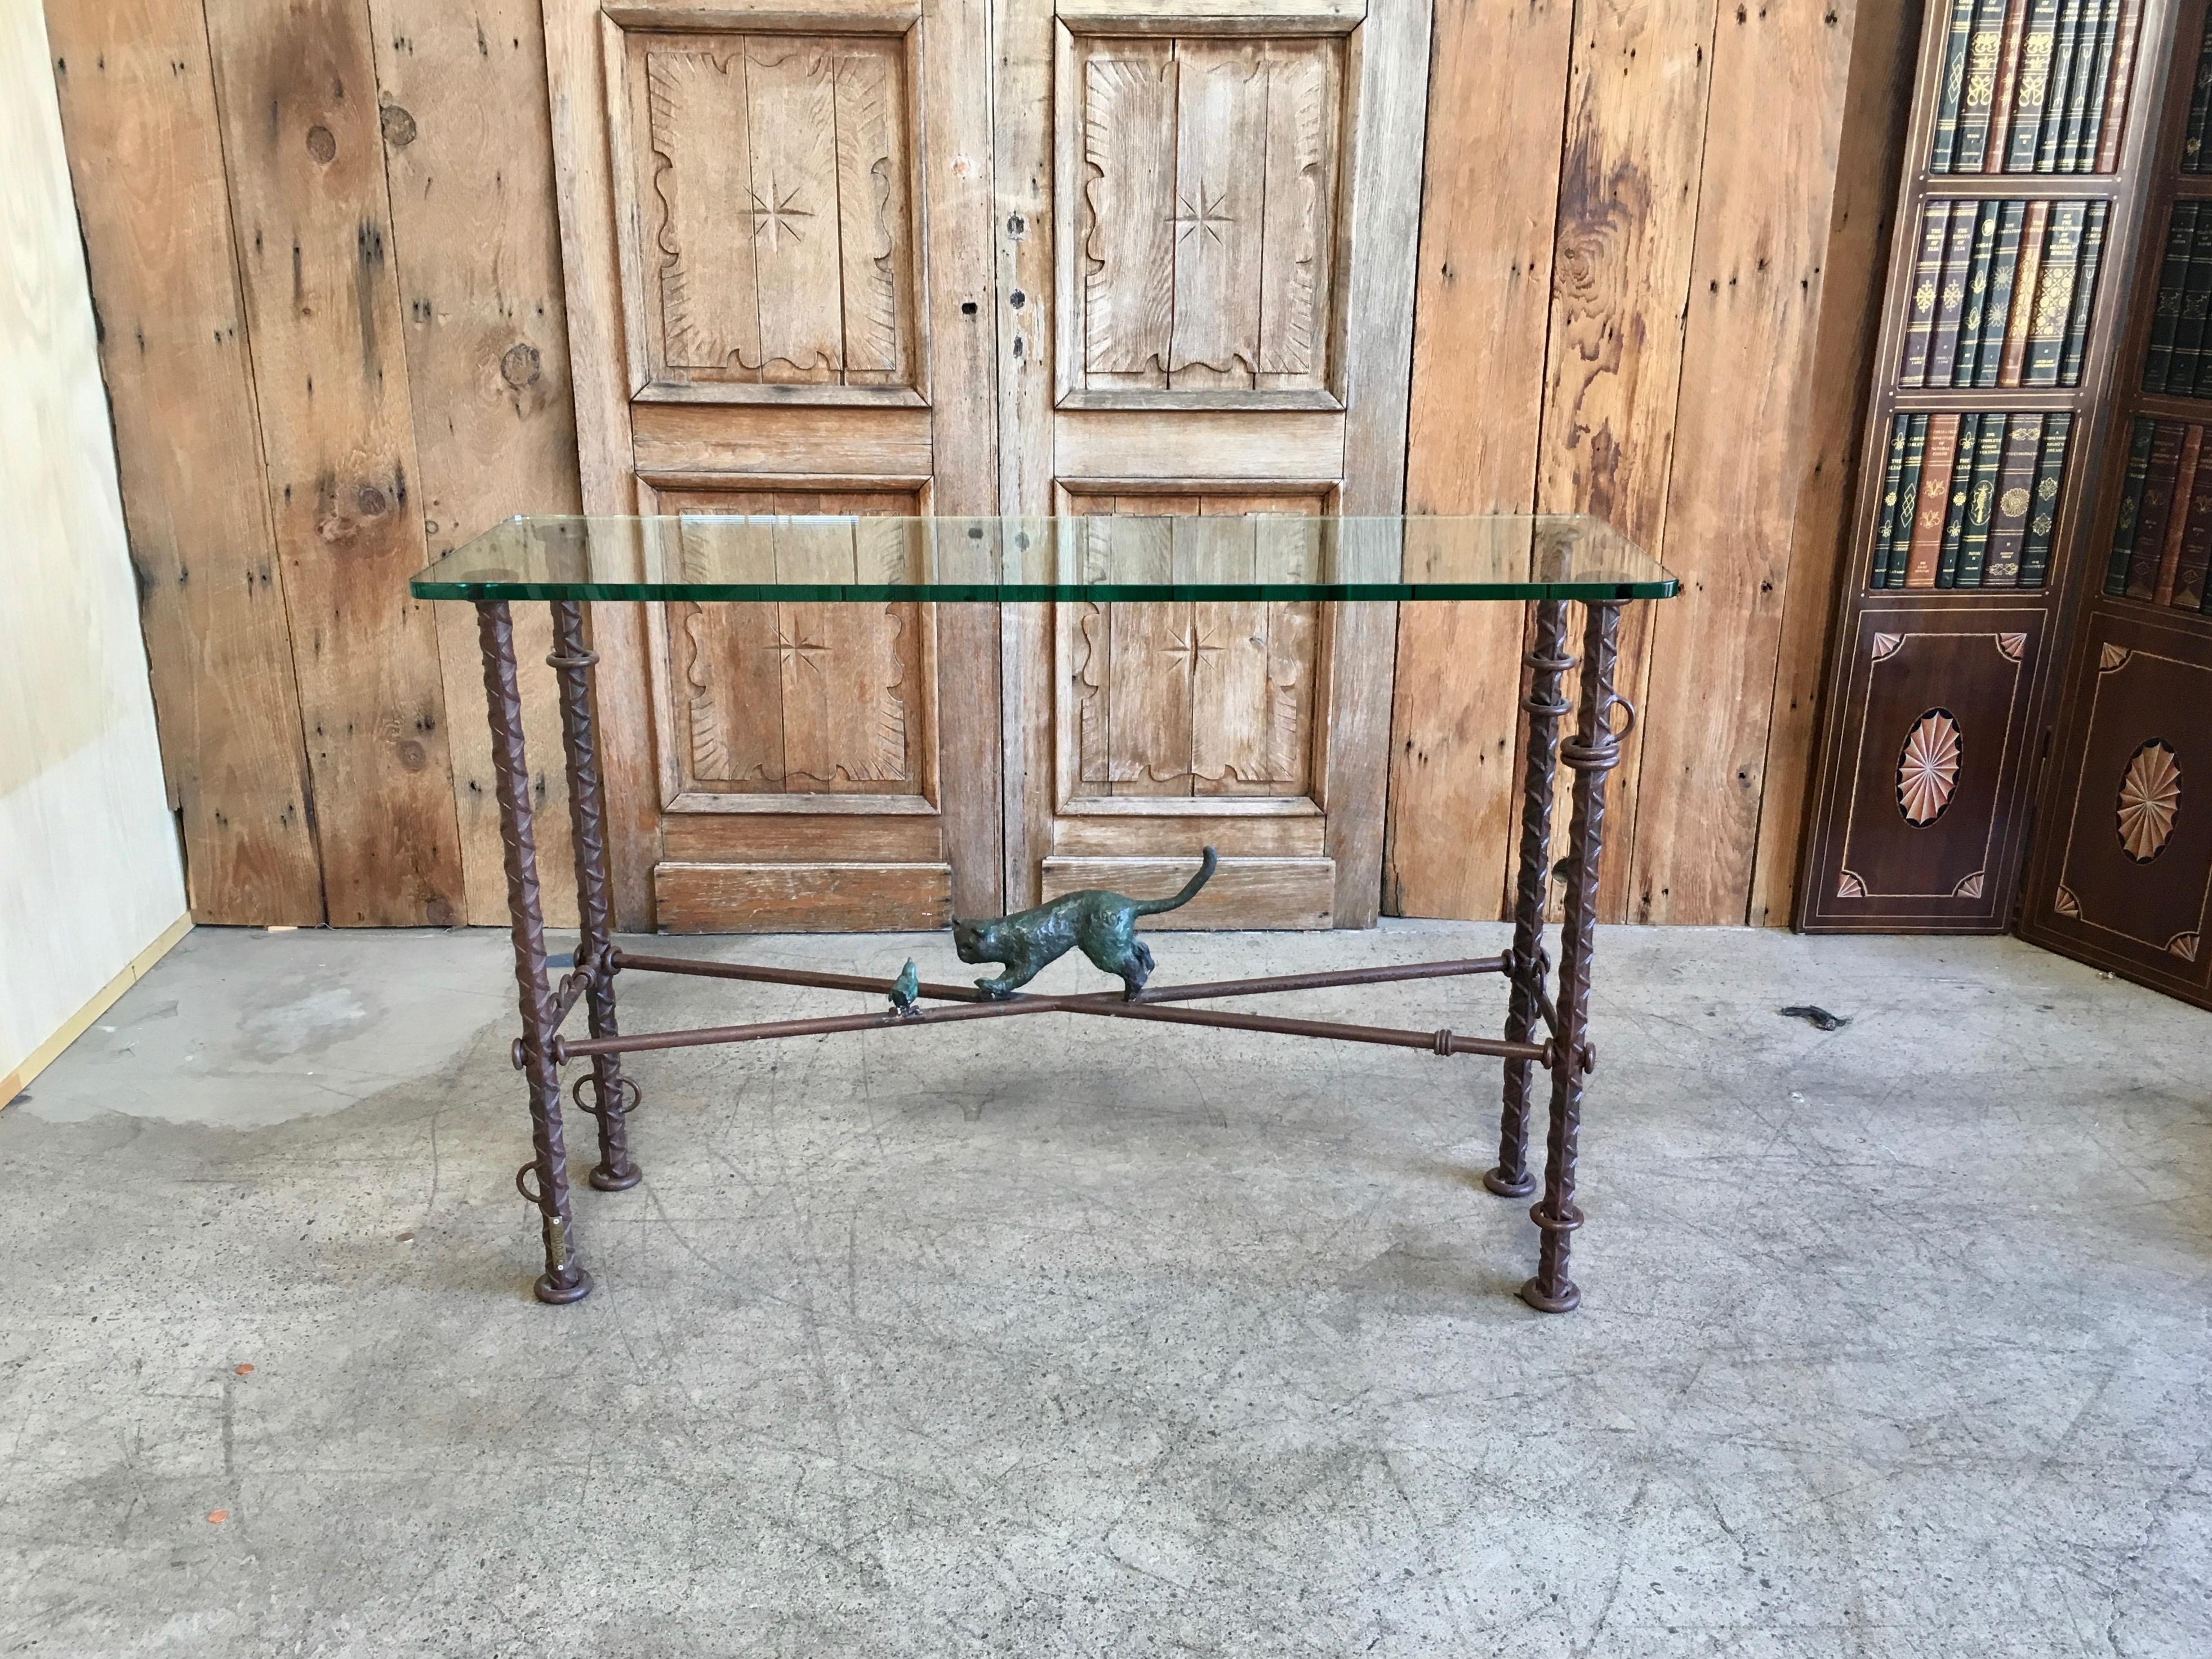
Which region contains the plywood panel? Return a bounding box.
[1532,0,1719,924]
[1385,0,1573,921]
[2,0,189,1090]
[368,0,581,928]
[46,0,323,925]
[206,0,462,926]
[1627,0,1857,925]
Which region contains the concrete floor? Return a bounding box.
[1,921,2206,1657]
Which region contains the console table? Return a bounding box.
[410,515,1676,1313]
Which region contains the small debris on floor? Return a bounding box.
[1778,1004,1850,1032]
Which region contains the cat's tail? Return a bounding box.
[1132,846,1218,917]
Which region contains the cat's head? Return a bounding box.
[952,919,1002,964]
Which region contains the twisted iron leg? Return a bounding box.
[1524,602,1626,1315]
[549,601,640,1192]
[1488,600,1573,1199]
[479,602,591,1304]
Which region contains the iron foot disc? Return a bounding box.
[534,1267,594,1305]
[590,1163,644,1192]
[1518,1276,1580,1314]
[1484,1167,1537,1199]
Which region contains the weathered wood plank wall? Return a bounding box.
[1387,0,1916,927]
[47,0,1908,929]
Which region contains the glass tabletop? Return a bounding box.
[408,514,1675,603]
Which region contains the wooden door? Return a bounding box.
[993,1,1432,926]
[548,0,1000,931]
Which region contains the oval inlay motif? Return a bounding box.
[2116,739,2181,864]
[1897,708,1962,826]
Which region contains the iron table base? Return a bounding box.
[477,598,1624,1312]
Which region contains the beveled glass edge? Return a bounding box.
[408,577,1680,601]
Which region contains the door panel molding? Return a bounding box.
[1055,2,1369,42]
[631,402,934,474]
[607,3,923,28]
[1054,409,1346,478]
[607,22,927,399]
[1052,21,1354,410]
[637,485,941,817]
[1041,854,1334,928]
[655,859,953,931]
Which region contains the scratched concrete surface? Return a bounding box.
[1,922,2206,1657]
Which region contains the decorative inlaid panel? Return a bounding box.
[1056,495,1325,801]
[1060,32,1345,402]
[2035,610,2212,985]
[624,33,916,392]
[1804,607,2046,927]
[652,489,932,799]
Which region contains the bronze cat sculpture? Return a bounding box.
[954,848,1217,1000]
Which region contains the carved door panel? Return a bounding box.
[549,0,999,930]
[997,1,1431,927]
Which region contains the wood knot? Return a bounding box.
[397,737,427,772]
[305,124,336,164]
[500,342,542,388]
[355,484,389,517]
[379,103,416,147]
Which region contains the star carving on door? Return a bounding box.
[1159,624,1225,675]
[776,627,830,675]
[749,182,812,250]
[1172,183,1234,248]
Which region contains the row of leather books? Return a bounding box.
[1930,0,2146,175]
[1871,411,2073,589]
[2104,417,2212,609]
[2182,14,2212,170]
[1899,198,2107,387]
[2142,203,2212,395]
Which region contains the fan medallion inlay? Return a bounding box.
[1897,708,1962,827]
[2115,739,2180,864]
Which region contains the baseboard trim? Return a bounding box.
[1,912,192,1108]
